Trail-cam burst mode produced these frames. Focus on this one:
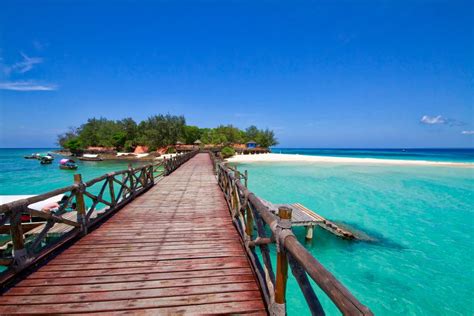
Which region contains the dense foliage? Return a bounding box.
[58,115,278,152]
[221,146,236,158]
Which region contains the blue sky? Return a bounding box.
[0,0,472,148]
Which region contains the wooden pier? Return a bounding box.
[259,200,355,240]
[0,151,372,315]
[0,154,265,314]
[291,203,355,240]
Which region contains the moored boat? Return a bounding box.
[39,154,54,164]
[59,158,78,170]
[40,157,53,164]
[78,154,103,161]
[24,153,40,159]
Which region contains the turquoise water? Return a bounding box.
[0,148,147,195]
[235,160,474,315]
[1,148,473,314]
[273,148,474,163]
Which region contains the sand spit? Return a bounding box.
[226,153,474,167]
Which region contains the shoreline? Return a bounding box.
[53,150,178,162]
[227,153,474,167]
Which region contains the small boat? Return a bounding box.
[24,153,40,159]
[59,158,78,170]
[40,156,54,164]
[39,153,54,164]
[78,154,103,161]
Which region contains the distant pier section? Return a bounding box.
[258,199,355,240]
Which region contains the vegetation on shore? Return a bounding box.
[221,146,236,158]
[58,114,278,152]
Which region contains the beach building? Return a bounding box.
[246,140,257,149]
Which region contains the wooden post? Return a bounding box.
[244,170,248,187]
[108,176,116,206]
[128,164,135,196]
[234,169,240,182]
[74,174,87,234]
[305,225,314,240]
[10,208,27,267]
[245,205,254,237]
[163,157,168,176]
[140,167,146,188]
[275,206,292,309]
[148,165,154,184]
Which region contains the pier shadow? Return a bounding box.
[332,220,407,251]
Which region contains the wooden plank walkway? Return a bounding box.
[0,153,266,315]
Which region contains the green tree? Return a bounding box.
[201,129,227,144]
[137,114,186,149]
[57,114,278,152]
[245,125,259,142]
[214,125,243,144]
[221,146,236,158]
[183,125,202,144]
[114,118,138,150]
[57,127,80,148]
[77,117,121,148]
[64,138,83,154]
[256,129,278,148]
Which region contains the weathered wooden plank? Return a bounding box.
[71,237,242,246]
[58,244,242,254]
[49,252,247,265]
[6,274,257,295]
[31,263,252,279]
[0,291,262,314]
[81,231,241,239]
[37,256,251,273]
[56,247,244,259]
[92,300,266,315]
[17,267,254,287]
[0,282,259,305]
[66,240,239,250]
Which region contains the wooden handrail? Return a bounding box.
[213,152,373,315]
[0,185,78,214]
[0,150,198,285]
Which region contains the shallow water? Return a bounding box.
[0,148,147,195]
[1,148,473,315]
[235,160,474,315]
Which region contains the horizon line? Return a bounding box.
[0,147,473,150]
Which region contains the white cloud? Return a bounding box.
[420,115,446,125]
[461,130,474,135]
[1,52,43,76]
[0,81,57,91]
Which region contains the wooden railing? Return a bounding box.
[163,150,199,175]
[0,150,198,285]
[211,152,372,315]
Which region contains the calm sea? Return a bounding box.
[0,148,145,195]
[1,148,473,315]
[235,148,474,315]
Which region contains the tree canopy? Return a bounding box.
[58,114,278,152]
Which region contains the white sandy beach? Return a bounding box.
[227,153,474,167]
